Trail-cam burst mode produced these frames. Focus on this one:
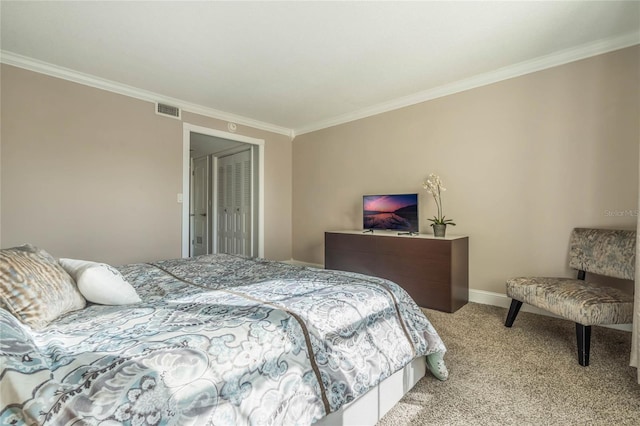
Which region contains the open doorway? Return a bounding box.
[182,123,264,258]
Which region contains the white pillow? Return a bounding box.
[59,258,141,305]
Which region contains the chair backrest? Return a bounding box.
[568,228,636,280]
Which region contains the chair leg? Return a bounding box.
[576,323,591,367]
[504,299,523,327]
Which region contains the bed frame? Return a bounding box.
[315,356,426,425]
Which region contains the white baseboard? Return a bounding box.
[287,260,633,333]
[469,289,633,332]
[283,259,324,269]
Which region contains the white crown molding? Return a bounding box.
[0,50,295,139]
[294,31,640,136]
[3,29,638,140]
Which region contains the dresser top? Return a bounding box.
[326,230,468,241]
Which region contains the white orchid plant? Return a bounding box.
[422,173,456,227]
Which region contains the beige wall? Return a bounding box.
[1,65,292,264]
[2,46,637,289]
[292,46,640,295]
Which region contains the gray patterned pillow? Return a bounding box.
[0,244,86,329]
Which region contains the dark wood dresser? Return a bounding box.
[324,231,469,313]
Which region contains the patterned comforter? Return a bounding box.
[0,254,447,425]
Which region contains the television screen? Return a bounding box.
[363,193,419,232]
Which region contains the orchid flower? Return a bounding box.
[423,173,455,226]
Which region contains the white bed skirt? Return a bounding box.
[315,356,426,426]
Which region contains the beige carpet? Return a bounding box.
[378,303,640,425]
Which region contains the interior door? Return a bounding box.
[217,156,233,254]
[192,156,209,256]
[233,150,252,255]
[217,149,252,256]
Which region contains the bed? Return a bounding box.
[0,245,448,425]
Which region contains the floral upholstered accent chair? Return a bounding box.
[505,228,635,366]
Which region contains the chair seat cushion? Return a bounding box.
[506,277,633,326]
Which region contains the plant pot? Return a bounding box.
[432,224,447,238]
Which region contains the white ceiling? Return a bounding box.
[1,1,639,137]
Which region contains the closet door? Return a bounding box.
[217,150,252,256]
[232,150,251,255]
[217,156,233,254]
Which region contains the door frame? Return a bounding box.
[182,123,265,258]
[190,155,210,257]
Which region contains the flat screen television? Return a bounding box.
[363,193,419,232]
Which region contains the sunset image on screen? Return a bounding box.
[364,194,416,212]
[363,194,418,231]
